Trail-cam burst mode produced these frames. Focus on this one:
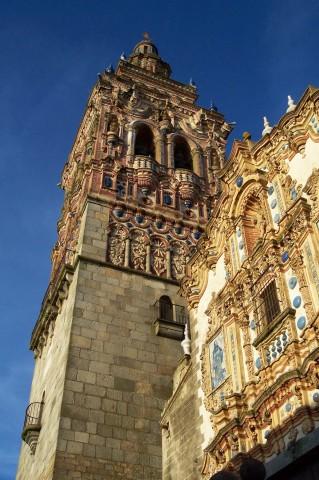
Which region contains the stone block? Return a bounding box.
[83,395,101,410]
[83,444,96,458]
[65,380,84,393]
[67,441,83,455]
[84,384,106,397]
[114,377,136,392]
[105,413,121,427]
[89,360,109,374]
[77,370,96,385]
[102,398,117,413]
[96,424,113,437]
[71,420,86,432]
[74,431,89,443]
[86,422,97,434]
[72,335,91,349]
[96,373,114,388]
[89,434,105,446]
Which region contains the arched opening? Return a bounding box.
[174,136,193,170]
[242,194,264,256]
[159,295,173,322]
[134,124,155,157]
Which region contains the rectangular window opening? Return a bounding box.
[259,279,281,324]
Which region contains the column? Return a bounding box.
[155,134,164,165]
[192,148,202,177]
[166,248,171,279]
[127,126,136,165]
[167,138,174,169]
[124,238,130,268]
[146,244,151,273]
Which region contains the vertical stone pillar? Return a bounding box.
[124,238,130,267]
[240,318,254,380]
[155,134,164,165]
[192,148,202,177]
[127,126,136,164]
[146,244,151,273]
[167,138,174,169]
[166,248,171,279]
[293,265,315,320]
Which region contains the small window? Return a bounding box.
[159,296,173,322]
[174,137,193,170]
[259,279,280,324]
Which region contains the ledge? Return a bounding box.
[81,256,180,286]
[22,424,41,455]
[154,318,185,340]
[253,307,296,348]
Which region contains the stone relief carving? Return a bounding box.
[130,230,148,271]
[171,241,188,279]
[151,236,167,276]
[108,224,127,266]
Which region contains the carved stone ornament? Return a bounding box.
[171,241,188,279]
[127,85,152,117]
[130,230,148,271]
[151,236,167,276]
[108,224,128,267]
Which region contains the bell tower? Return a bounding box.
[16,35,232,480]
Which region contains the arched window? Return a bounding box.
[174,136,193,170]
[242,194,264,256]
[159,295,173,322]
[134,124,155,157]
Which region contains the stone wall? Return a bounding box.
[16,267,79,480]
[50,200,185,479]
[161,358,204,480]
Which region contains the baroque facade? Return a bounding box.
[164,86,319,479]
[17,35,319,480]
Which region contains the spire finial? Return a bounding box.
[143,32,150,40]
[286,95,296,113]
[105,64,114,74]
[210,99,218,112]
[181,323,191,357]
[120,52,126,61]
[262,116,273,137]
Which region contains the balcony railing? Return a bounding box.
[174,168,200,186]
[153,300,187,340]
[22,401,44,454]
[133,155,159,173]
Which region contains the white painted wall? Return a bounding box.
[287,138,319,187]
[193,254,227,448]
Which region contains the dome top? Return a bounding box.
[132,32,159,57]
[128,33,171,78]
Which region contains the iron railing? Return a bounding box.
[154,300,187,325]
[22,402,44,436]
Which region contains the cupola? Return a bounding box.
[128,32,171,78]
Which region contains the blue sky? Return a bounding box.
[1,1,319,478]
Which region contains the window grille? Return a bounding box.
[255,276,281,327]
[154,297,186,325]
[159,296,173,322]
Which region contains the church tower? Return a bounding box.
[17,35,231,480]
